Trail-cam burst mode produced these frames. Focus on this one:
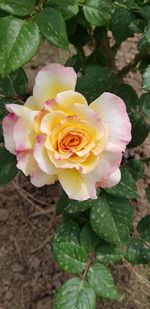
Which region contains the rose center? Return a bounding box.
[60,132,82,151]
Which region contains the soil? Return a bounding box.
[0,38,150,309]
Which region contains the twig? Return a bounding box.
[13,181,52,217]
[31,235,52,254]
[123,259,150,289]
[79,255,93,290]
[13,181,36,208]
[29,208,52,218]
[14,238,23,265]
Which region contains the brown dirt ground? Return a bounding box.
[0,37,150,309]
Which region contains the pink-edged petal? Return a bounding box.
[13,112,37,152]
[17,152,37,176]
[2,113,18,154]
[97,168,121,188]
[55,90,87,108]
[58,169,97,201]
[34,134,57,174]
[30,167,57,187]
[33,64,77,108]
[6,104,30,117]
[93,151,122,181]
[90,92,131,152]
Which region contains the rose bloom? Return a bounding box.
[2,64,131,201]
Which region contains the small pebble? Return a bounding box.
[5,291,13,301]
[12,263,23,273]
[29,256,40,271]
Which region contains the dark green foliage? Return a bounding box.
[54,278,96,309]
[111,8,135,45]
[87,263,119,300]
[127,239,150,264]
[0,69,28,97]
[90,193,133,245]
[0,147,17,184]
[35,8,69,49]
[76,65,115,102]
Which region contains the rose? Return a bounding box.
[2,64,131,201]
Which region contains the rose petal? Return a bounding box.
[34,134,57,174]
[40,111,66,135]
[30,167,57,187]
[90,92,131,152]
[55,90,87,109]
[93,150,122,181]
[58,169,97,201]
[6,104,30,117]
[2,113,18,154]
[13,112,37,152]
[17,152,37,176]
[33,64,77,108]
[97,168,121,188]
[25,96,40,110]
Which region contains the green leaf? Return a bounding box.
[0,16,40,76]
[76,65,115,102]
[80,223,101,251]
[129,19,146,34]
[0,147,17,184]
[0,0,36,16]
[96,245,125,265]
[145,21,150,44]
[87,48,107,67]
[56,192,96,214]
[35,8,68,49]
[0,124,4,142]
[115,84,138,116]
[53,219,80,244]
[87,263,118,300]
[125,159,144,180]
[62,5,79,20]
[83,0,113,27]
[137,215,150,242]
[146,187,150,203]
[139,93,150,118]
[90,193,133,245]
[143,65,150,90]
[54,277,96,309]
[129,113,149,148]
[0,68,27,96]
[127,239,150,264]
[105,166,137,200]
[66,53,86,73]
[52,242,88,273]
[138,37,150,53]
[51,220,88,273]
[111,8,135,45]
[140,5,150,22]
[45,0,77,6]
[68,24,90,47]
